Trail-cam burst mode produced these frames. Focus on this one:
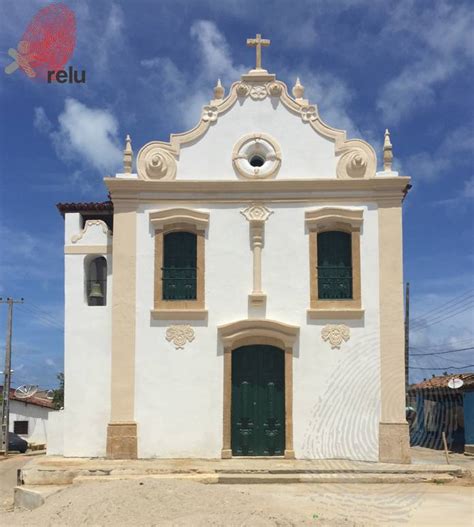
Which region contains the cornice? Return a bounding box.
[105,177,410,200]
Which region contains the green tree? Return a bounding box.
[52,372,64,410]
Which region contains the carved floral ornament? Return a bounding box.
[321,324,351,349]
[165,325,195,349]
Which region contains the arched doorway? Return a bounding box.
[232,345,285,456]
[218,319,299,459]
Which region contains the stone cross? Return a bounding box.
[246,33,270,70]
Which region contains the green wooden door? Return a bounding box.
[231,345,285,456]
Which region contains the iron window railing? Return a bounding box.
[317,266,353,299]
[162,267,197,300]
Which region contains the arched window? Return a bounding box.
[317,231,352,300]
[87,256,107,306]
[162,232,197,300]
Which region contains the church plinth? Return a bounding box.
[106,422,138,459]
[378,422,410,464]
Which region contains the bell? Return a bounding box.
[89,282,103,299]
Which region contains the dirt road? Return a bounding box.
[0,455,31,511]
[0,477,472,526]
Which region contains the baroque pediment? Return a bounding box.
[136,70,376,182]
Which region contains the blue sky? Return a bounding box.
[0,0,473,389]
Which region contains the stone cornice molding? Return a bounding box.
[149,208,209,231]
[135,76,379,182]
[106,177,411,198]
[305,208,363,231]
[218,319,299,349]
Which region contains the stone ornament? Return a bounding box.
[301,105,317,122]
[71,220,110,243]
[165,325,195,350]
[336,142,375,180]
[232,132,282,180]
[201,105,218,122]
[236,82,250,97]
[292,77,304,99]
[321,324,351,349]
[213,78,225,100]
[249,84,267,100]
[267,82,282,97]
[123,134,133,174]
[241,203,273,224]
[137,145,177,181]
[383,128,393,171]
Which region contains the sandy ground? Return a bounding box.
[0,449,472,526]
[0,477,472,527]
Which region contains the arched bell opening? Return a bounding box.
[85,256,107,306]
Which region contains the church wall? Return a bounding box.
[134,201,380,461]
[63,219,112,457]
[177,97,338,181]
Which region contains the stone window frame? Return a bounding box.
[305,208,364,319]
[150,208,209,320]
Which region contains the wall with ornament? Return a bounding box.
[134,201,381,461]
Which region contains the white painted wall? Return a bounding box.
[63,213,112,457]
[135,202,380,461]
[177,97,338,180]
[46,410,64,455]
[9,400,54,445]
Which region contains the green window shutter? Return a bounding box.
[317,231,352,299]
[162,232,197,300]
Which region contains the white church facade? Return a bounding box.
[53,36,411,463]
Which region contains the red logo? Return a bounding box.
[5,3,76,81]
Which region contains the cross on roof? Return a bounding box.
[246,33,270,70]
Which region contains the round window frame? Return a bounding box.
[232,133,282,180]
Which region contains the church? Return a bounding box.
[51,35,411,463]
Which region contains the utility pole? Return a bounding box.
[0,297,23,456]
[404,282,410,404]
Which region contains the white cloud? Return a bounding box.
[404,126,474,182]
[33,107,52,134]
[35,99,122,175]
[290,70,358,138]
[377,1,473,123]
[140,20,247,129]
[462,176,474,198]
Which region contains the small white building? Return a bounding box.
[52,37,411,463]
[8,390,55,445]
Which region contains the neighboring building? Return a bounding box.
[3,388,56,445]
[52,37,411,462]
[409,373,474,455]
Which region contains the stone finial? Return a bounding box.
[383,128,393,171]
[292,77,304,99]
[123,134,133,174]
[213,78,225,100]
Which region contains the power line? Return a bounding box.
[410,337,474,351]
[19,305,63,330]
[411,298,474,329]
[410,346,474,356]
[411,290,474,324]
[410,364,474,370]
[411,301,474,332]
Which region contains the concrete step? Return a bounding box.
[14,485,67,510]
[215,473,456,484]
[20,464,469,486]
